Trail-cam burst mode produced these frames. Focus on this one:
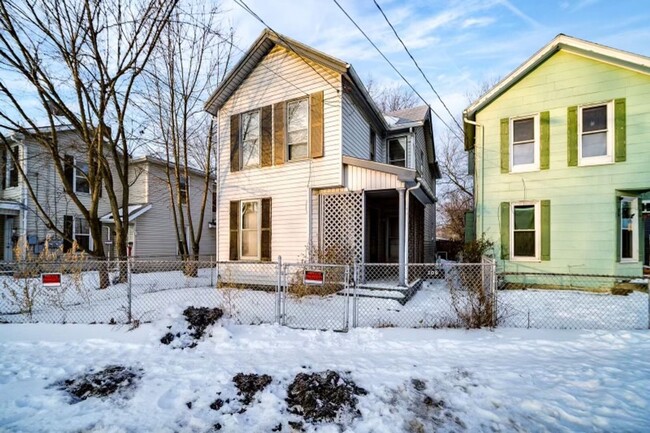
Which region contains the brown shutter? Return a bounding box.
[230,115,240,172]
[273,102,285,165]
[310,91,324,158]
[261,105,273,167]
[261,198,272,261]
[229,200,240,260]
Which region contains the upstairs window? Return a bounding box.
[579,102,612,165]
[511,116,538,172]
[369,130,376,161]
[64,155,90,194]
[179,177,187,204]
[287,98,309,160]
[241,110,260,168]
[388,136,406,167]
[2,145,19,189]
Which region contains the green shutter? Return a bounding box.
[540,111,550,170]
[464,210,475,243]
[500,118,509,173]
[615,196,621,262]
[541,200,551,261]
[500,202,510,260]
[464,121,475,151]
[567,106,578,166]
[615,98,626,162]
[468,149,475,175]
[637,197,644,264]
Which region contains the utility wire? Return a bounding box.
[233,0,340,95]
[332,0,462,142]
[372,0,463,131]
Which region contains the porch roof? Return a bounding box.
[100,204,152,224]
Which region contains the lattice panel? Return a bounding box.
[320,192,363,264]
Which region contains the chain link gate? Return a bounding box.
[278,262,351,331]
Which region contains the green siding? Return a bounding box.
[474,50,650,276]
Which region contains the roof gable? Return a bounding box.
[465,34,650,118]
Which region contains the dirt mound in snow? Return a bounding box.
[286,370,367,423]
[160,306,223,348]
[233,373,273,405]
[53,365,143,402]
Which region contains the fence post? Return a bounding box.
[210,255,214,288]
[276,256,282,324]
[491,259,498,328]
[127,258,132,324]
[352,261,358,328]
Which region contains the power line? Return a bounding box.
[233,0,340,95]
[331,0,463,142]
[372,0,463,131]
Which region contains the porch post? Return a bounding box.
[398,187,406,286]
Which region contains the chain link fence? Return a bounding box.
[1,257,647,330]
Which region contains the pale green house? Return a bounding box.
[464,34,650,276]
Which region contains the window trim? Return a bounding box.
[240,108,262,169]
[5,145,20,189]
[239,199,261,261]
[510,114,540,173]
[387,135,408,167]
[179,177,188,204]
[619,196,638,263]
[73,216,93,252]
[285,97,310,162]
[578,101,614,166]
[510,201,541,262]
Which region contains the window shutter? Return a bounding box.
[615,98,626,162]
[273,102,285,165]
[261,198,272,261]
[64,154,74,189]
[261,105,273,167]
[567,106,578,166]
[464,210,475,243]
[464,121,475,151]
[540,111,550,170]
[63,215,73,252]
[500,202,510,260]
[229,200,240,261]
[500,118,509,173]
[230,115,240,172]
[615,196,621,262]
[637,197,645,263]
[310,91,324,158]
[541,200,551,261]
[468,149,475,175]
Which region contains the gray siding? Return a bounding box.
[342,93,371,160]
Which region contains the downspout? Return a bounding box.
[463,118,483,235]
[404,179,421,285]
[22,142,28,259]
[215,110,220,264]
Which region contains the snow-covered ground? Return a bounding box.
[1,315,649,432]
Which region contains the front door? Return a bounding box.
[3,217,13,261]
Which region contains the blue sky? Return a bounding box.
[222,0,650,133]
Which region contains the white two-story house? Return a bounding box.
[205,29,439,286]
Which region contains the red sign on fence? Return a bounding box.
[304,270,324,286]
[42,273,62,287]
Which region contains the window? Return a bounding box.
[620,197,638,262]
[287,98,309,160]
[212,190,217,213]
[369,130,376,161]
[511,202,539,260]
[179,177,187,204]
[240,200,260,259]
[3,145,19,189]
[419,149,425,172]
[388,136,407,167]
[579,102,613,165]
[240,110,260,168]
[64,155,90,193]
[74,217,91,251]
[511,116,538,172]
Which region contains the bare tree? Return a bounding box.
[140,2,233,264]
[0,0,178,274]
[365,77,418,112]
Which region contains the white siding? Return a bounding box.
[341,93,371,159]
[216,45,343,262]
[343,165,403,191]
